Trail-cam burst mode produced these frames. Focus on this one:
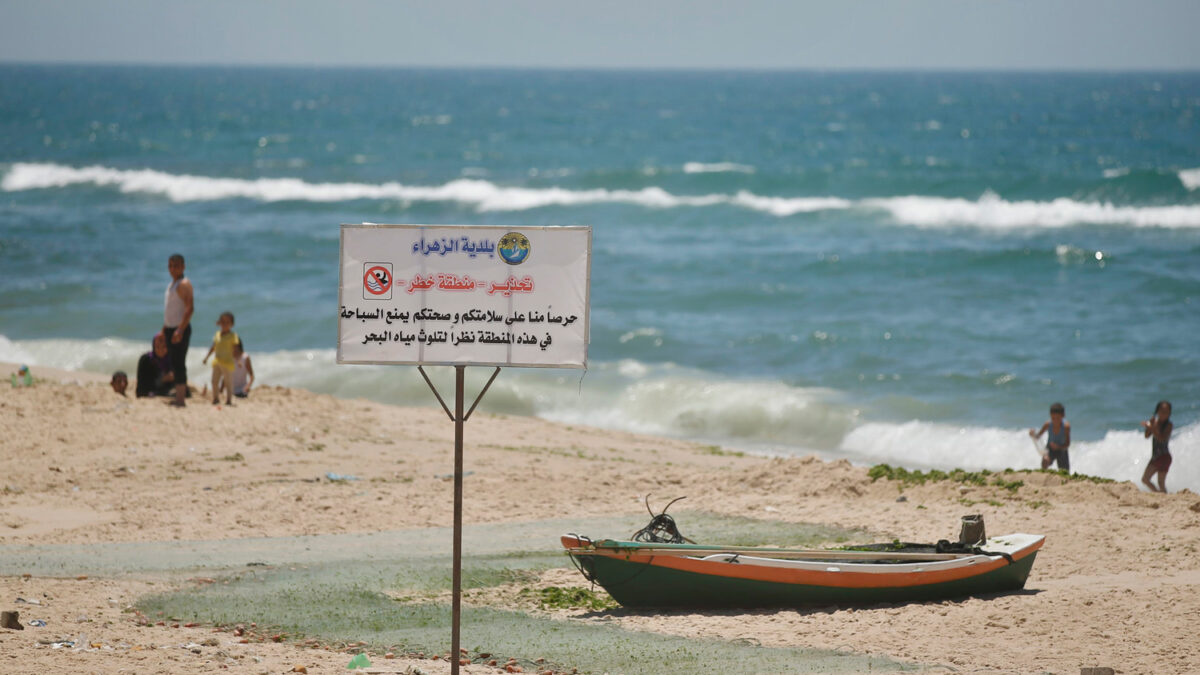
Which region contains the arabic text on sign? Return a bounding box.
[341,305,578,327]
[359,329,554,351]
[411,236,497,259]
[404,273,533,296]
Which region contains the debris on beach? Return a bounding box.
[1,610,24,630]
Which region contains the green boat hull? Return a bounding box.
[573,551,1039,608]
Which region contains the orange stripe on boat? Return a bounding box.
[585,539,1042,589]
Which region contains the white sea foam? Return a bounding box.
[730,190,853,216]
[6,162,1200,228]
[4,334,1196,492]
[0,335,857,450]
[865,191,1200,229]
[1179,167,1200,191]
[683,162,756,174]
[535,368,860,451]
[0,162,728,211]
[841,420,1198,494]
[617,327,663,345]
[0,335,134,374]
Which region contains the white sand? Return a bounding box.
[2,366,1198,674]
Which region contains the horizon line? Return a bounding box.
[3,59,1199,75]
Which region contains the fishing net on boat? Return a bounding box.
[630,495,696,544]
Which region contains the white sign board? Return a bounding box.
[337,224,591,368]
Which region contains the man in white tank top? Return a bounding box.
[164,253,195,407]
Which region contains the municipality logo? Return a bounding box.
[497,232,530,265]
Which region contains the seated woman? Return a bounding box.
[136,333,177,397]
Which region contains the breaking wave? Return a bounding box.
[841,420,1198,494]
[1179,167,1200,191]
[2,334,1195,492]
[683,162,756,174]
[862,191,1200,229]
[6,162,1200,228]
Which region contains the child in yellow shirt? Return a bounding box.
[201,311,239,405]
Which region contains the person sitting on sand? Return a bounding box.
[229,340,254,398]
[135,333,177,398]
[201,311,239,405]
[1030,402,1071,472]
[1141,400,1173,493]
[9,364,33,387]
[110,370,129,397]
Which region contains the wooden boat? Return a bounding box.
[561,533,1044,608]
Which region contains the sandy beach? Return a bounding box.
[2,364,1199,674]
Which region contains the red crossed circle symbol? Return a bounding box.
[363,265,392,295]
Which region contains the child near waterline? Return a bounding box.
[201,311,239,405]
[230,340,254,398]
[1141,400,1173,493]
[1030,402,1071,472]
[9,364,33,387]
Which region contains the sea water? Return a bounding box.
[1,66,1197,490]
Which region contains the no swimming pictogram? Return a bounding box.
[363,263,393,300]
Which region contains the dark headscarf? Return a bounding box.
[149,333,172,373]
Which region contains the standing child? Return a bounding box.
[230,340,254,398]
[201,311,239,405]
[1140,400,1173,493]
[1030,402,1071,472]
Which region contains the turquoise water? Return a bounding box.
[1,66,1197,488]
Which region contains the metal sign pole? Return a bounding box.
[418,365,501,675]
[451,365,464,674]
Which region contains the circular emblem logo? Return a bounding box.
[497,232,531,265]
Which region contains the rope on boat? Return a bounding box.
[630,494,696,544]
[564,532,597,585]
[566,531,658,591]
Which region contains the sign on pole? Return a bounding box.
[337,223,591,675]
[338,224,591,368]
